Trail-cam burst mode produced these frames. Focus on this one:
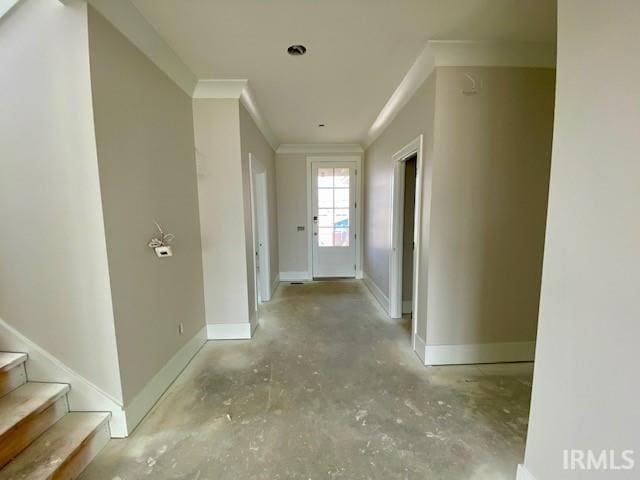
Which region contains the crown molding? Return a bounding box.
[0,0,21,18]
[85,0,198,96]
[192,79,248,99]
[364,40,556,148]
[429,40,556,68]
[276,144,364,155]
[365,45,435,148]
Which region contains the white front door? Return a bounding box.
[311,162,357,278]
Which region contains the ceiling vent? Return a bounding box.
[287,45,307,56]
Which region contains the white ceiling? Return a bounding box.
[131,0,556,145]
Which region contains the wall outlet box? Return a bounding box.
[155,246,173,258]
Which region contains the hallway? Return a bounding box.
[80,281,532,480]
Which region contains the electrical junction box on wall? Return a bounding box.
[155,246,173,258]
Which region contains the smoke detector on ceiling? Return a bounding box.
[287,44,307,56]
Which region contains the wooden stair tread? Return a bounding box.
[0,383,69,438]
[0,412,110,480]
[0,353,27,372]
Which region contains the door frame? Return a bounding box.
[249,153,273,304]
[389,136,424,350]
[306,156,363,279]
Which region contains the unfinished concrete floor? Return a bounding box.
[80,280,533,480]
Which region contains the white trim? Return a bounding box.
[365,46,435,147]
[306,156,363,279]
[86,0,198,96]
[413,333,427,364]
[240,84,279,151]
[363,272,390,315]
[207,323,253,340]
[389,136,424,359]
[0,317,127,437]
[193,79,248,99]
[424,342,536,366]
[516,464,537,480]
[429,40,556,69]
[277,144,364,155]
[279,271,311,282]
[0,0,20,18]
[123,326,207,434]
[402,300,412,314]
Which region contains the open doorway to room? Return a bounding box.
[249,153,272,305]
[389,136,424,351]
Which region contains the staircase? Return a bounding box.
[0,352,110,479]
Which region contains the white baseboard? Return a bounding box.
[123,326,206,435]
[0,317,127,437]
[516,464,537,480]
[402,300,412,314]
[413,333,427,364]
[279,271,311,282]
[424,341,536,365]
[207,322,253,340]
[363,272,390,315]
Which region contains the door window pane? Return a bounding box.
[334,188,349,208]
[334,209,350,228]
[317,168,334,188]
[334,168,350,187]
[318,209,333,227]
[318,228,333,247]
[334,228,350,247]
[318,189,333,208]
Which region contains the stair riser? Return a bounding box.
[0,395,68,469]
[0,364,26,398]
[51,420,110,480]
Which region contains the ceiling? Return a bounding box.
[131,0,556,145]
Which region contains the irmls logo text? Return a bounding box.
[563,450,635,471]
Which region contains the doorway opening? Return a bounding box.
[389,135,424,352]
[249,153,272,306]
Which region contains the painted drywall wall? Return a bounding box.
[239,104,280,299]
[426,66,555,346]
[364,73,437,338]
[193,99,254,328]
[402,157,417,303]
[0,0,122,400]
[88,6,205,404]
[275,155,309,275]
[522,1,640,479]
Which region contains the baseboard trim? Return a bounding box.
[279,271,311,282]
[123,325,207,435]
[207,322,253,340]
[363,272,390,315]
[425,341,536,365]
[516,464,537,480]
[413,333,427,364]
[0,317,127,437]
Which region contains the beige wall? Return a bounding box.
[0,0,122,401]
[522,1,640,478]
[239,105,279,297]
[426,66,555,346]
[88,6,205,404]
[275,155,309,274]
[193,99,254,327]
[364,73,437,338]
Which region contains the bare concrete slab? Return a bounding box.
[80,280,534,480]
